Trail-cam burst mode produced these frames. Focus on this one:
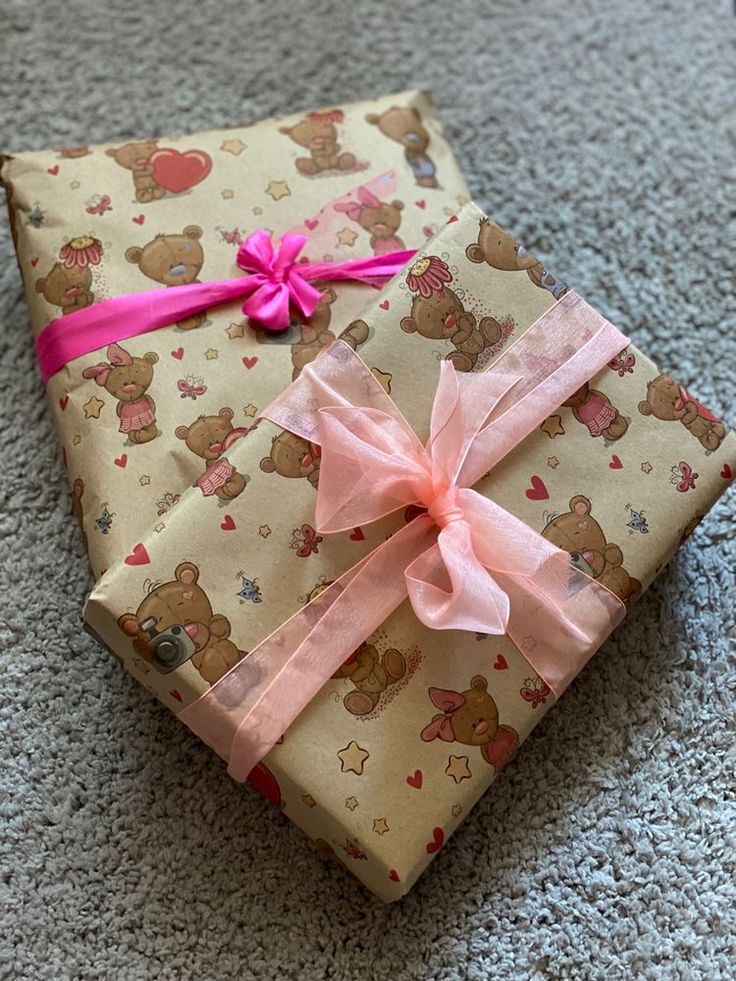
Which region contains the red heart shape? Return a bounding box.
[150,147,212,194]
[246,762,282,806]
[171,347,184,360]
[493,655,508,670]
[426,827,444,854]
[132,214,145,225]
[609,454,623,470]
[406,770,423,790]
[415,199,426,209]
[305,218,319,231]
[124,543,150,566]
[242,356,258,370]
[388,869,400,882]
[350,527,365,541]
[169,689,183,702]
[525,475,549,501]
[379,300,390,311]
[31,257,39,267]
[114,453,128,468]
[721,463,732,480]
[220,514,236,531]
[47,165,59,176]
[59,395,69,411]
[447,215,459,224]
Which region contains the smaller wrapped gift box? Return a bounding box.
[86,202,735,901]
[1,90,468,579]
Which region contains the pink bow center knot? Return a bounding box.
[425,484,465,529]
[236,229,322,331]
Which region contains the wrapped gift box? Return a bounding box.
[1,90,468,579]
[83,203,735,900]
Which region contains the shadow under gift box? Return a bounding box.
[85,201,734,901]
[0,89,468,581]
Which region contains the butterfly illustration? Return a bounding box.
[218,226,243,246]
[95,504,114,535]
[290,523,323,557]
[177,375,207,400]
[671,460,698,492]
[608,351,636,376]
[625,504,649,534]
[85,194,112,216]
[27,204,45,228]
[156,491,180,516]
[520,677,552,709]
[236,572,262,604]
[341,838,367,861]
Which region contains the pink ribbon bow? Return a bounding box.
[179,292,631,782]
[419,688,466,742]
[81,342,133,386]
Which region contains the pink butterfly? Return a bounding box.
[290,524,323,557]
[177,376,207,400]
[519,677,551,709]
[218,227,243,245]
[85,194,112,216]
[671,460,698,492]
[608,352,636,376]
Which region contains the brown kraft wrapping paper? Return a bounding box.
[82,203,735,901]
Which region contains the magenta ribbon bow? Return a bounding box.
[179,292,631,782]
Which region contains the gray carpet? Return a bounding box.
[2,1,735,978]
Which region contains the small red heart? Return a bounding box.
[47,165,59,176]
[305,218,319,231]
[31,257,39,267]
[132,214,145,225]
[242,356,258,370]
[59,395,69,411]
[721,463,732,480]
[171,347,184,360]
[493,655,508,670]
[406,770,423,790]
[609,454,623,470]
[525,475,549,501]
[447,214,459,224]
[114,453,128,468]
[124,543,150,566]
[426,827,444,854]
[379,300,389,311]
[349,527,365,541]
[388,869,400,882]
[169,689,183,702]
[220,514,236,531]
[415,199,426,209]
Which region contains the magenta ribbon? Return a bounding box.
[34,227,415,383]
[179,291,631,782]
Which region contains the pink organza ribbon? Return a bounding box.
[35,228,414,383]
[179,291,631,781]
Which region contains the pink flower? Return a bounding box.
[307,109,344,125]
[406,255,452,298]
[59,236,103,269]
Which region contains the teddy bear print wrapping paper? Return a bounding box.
[1,90,469,580]
[84,203,735,901]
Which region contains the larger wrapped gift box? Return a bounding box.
[1,90,468,579]
[84,203,735,900]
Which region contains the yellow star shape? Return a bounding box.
[258,524,272,538]
[139,474,151,486]
[547,456,559,469]
[227,321,246,339]
[266,180,291,201]
[372,817,389,836]
[337,740,369,775]
[221,189,235,200]
[302,794,316,808]
[371,368,392,394]
[641,461,653,474]
[336,227,358,247]
[541,414,565,438]
[70,180,81,190]
[253,206,263,216]
[154,522,165,533]
[82,395,105,419]
[205,348,219,360]
[243,402,258,418]
[445,755,471,784]
[451,804,463,817]
[345,797,359,811]
[221,138,246,155]
[72,434,81,446]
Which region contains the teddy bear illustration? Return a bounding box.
[563,383,628,440]
[71,478,88,552]
[366,106,438,188]
[117,561,246,685]
[125,225,206,330]
[421,675,519,769]
[331,642,407,716]
[638,373,726,451]
[334,187,405,256]
[542,495,641,607]
[82,342,158,445]
[279,109,356,175]
[289,290,370,381]
[465,216,568,300]
[105,140,165,203]
[175,407,249,500]
[260,430,321,489]
[35,235,104,316]
[58,145,90,159]
[400,256,501,372]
